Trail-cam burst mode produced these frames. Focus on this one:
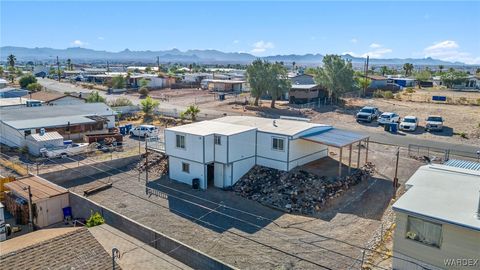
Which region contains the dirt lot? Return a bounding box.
[52,143,423,270]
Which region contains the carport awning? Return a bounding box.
[301,128,369,148]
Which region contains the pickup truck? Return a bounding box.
[40,143,89,158]
[425,115,444,132]
[378,112,400,125]
[356,106,381,123]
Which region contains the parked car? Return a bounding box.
[40,143,89,158]
[356,106,381,123]
[129,125,159,138]
[399,116,418,132]
[425,115,444,132]
[378,112,400,125]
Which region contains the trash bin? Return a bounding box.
[119,126,126,135]
[384,124,390,132]
[125,124,133,132]
[218,93,225,101]
[391,123,398,133]
[192,178,200,190]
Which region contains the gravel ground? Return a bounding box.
[56,143,423,270]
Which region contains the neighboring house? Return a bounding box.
[0,78,7,88]
[165,116,369,190]
[28,91,86,105]
[0,98,42,110]
[452,75,479,90]
[387,77,416,88]
[4,175,69,228]
[0,227,118,269]
[201,79,245,92]
[288,74,328,104]
[364,75,402,94]
[392,164,480,270]
[0,87,29,98]
[0,103,116,147]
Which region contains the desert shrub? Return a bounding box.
[139,87,149,96]
[457,97,467,104]
[394,93,402,100]
[405,88,415,94]
[86,211,105,227]
[373,90,384,98]
[383,91,394,99]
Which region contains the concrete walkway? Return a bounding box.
[89,224,192,270]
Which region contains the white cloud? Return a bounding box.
[350,38,358,44]
[97,37,105,40]
[344,44,393,58]
[251,40,274,54]
[71,40,88,47]
[423,40,480,64]
[233,40,239,44]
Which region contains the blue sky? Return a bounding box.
[2,1,480,63]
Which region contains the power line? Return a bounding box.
[41,152,430,270]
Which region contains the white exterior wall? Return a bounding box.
[168,156,206,188]
[214,135,227,163]
[231,157,256,186]
[0,122,26,147]
[165,130,205,163]
[148,77,165,88]
[288,139,328,170]
[34,193,69,228]
[204,134,214,163]
[393,211,480,270]
[228,130,256,162]
[256,132,288,171]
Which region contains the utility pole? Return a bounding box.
[363,55,369,97]
[393,147,400,199]
[56,56,60,82]
[145,138,148,194]
[112,247,120,270]
[26,186,33,231]
[156,56,160,73]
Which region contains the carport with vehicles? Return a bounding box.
[301,128,370,177]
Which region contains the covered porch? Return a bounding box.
[301,128,370,177]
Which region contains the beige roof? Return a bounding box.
[27,131,63,142]
[4,175,68,203]
[167,120,256,136]
[29,91,66,102]
[213,116,331,137]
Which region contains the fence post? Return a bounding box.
[361,249,365,268]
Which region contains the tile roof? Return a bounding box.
[0,227,118,270]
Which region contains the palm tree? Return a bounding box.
[7,54,16,68]
[184,105,200,121]
[403,63,414,76]
[380,66,388,76]
[66,59,72,71]
[292,61,296,72]
[438,65,444,74]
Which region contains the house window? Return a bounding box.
[176,134,185,149]
[272,137,285,151]
[214,135,221,145]
[406,216,442,248]
[182,162,190,173]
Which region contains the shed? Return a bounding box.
[4,176,69,228]
[26,131,64,156]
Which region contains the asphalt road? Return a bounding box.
[38,78,480,158]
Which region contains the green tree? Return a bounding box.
[246,59,271,106]
[403,63,414,76]
[145,66,152,73]
[111,75,125,89]
[139,78,149,88]
[438,65,444,74]
[414,70,432,88]
[441,71,468,88]
[355,77,371,91]
[26,82,43,92]
[19,74,37,89]
[7,54,16,68]
[182,105,201,121]
[66,59,72,71]
[0,66,4,77]
[268,62,291,108]
[313,54,355,98]
[140,96,159,115]
[86,91,106,103]
[380,66,388,76]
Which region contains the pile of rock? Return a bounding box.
[136,153,168,176]
[234,163,375,215]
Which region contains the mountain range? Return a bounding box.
[0,46,464,66]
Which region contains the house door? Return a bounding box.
[213,163,224,188]
[207,163,215,187]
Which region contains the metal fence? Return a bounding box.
[407,143,479,162]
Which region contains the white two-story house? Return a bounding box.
[165,116,368,190]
